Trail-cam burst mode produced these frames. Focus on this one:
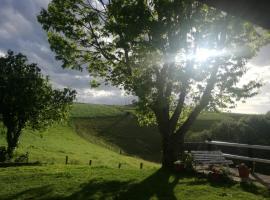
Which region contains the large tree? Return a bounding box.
[38,0,269,168]
[0,51,76,159]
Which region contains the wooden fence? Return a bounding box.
[184,141,270,175]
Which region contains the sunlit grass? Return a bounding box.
[0,103,269,200]
[0,122,157,169]
[0,165,268,200]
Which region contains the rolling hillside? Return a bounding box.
[70,103,248,162]
[0,103,250,164]
[0,103,269,200]
[0,119,156,169]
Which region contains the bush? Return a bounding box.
[0,146,7,162]
[210,114,270,145]
[208,166,232,183]
[14,152,29,163]
[185,130,211,142]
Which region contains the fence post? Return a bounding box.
[26,152,29,163]
[65,156,68,165]
[89,160,92,166]
[206,139,212,151]
[252,161,256,173]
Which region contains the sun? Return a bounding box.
[175,48,226,63]
[190,48,227,62]
[194,48,219,61]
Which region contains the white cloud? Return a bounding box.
[0,7,33,39]
[0,51,5,57]
[1,0,270,112]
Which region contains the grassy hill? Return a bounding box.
[0,122,156,169]
[0,103,251,164]
[70,103,248,162]
[0,103,269,200]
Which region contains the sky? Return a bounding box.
[0,0,270,114]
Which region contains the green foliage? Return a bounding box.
[210,114,270,145]
[38,0,269,166]
[0,51,76,158]
[38,0,268,118]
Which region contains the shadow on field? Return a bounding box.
[73,115,162,162]
[4,185,54,200]
[4,169,184,200]
[116,169,182,200]
[63,169,182,200]
[239,181,270,197]
[4,169,270,200]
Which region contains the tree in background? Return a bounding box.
[211,114,270,145]
[0,51,76,160]
[38,0,269,168]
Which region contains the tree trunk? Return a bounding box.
[161,131,187,169]
[178,133,185,160]
[6,128,20,159]
[161,134,179,169]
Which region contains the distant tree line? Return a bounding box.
[191,113,270,145]
[210,113,270,145]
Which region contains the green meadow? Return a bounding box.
[0,103,268,200]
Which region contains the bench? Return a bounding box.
[191,151,233,166]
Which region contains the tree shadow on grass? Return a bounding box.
[239,181,270,198]
[62,180,133,200]
[6,170,270,200]
[3,169,184,200]
[200,176,270,198]
[4,185,54,200]
[117,169,182,200]
[64,169,183,200]
[9,169,266,200]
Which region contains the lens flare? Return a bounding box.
[175,48,227,63]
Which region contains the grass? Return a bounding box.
[0,103,269,199]
[70,103,126,118]
[0,122,156,169]
[72,115,162,162]
[70,103,250,162]
[0,103,257,164]
[0,165,269,200]
[0,103,253,165]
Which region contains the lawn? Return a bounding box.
[0,103,269,199]
[0,165,269,200]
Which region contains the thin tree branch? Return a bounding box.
[175,65,219,137]
[169,82,188,132]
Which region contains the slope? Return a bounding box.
[0,122,157,169]
[70,103,248,162]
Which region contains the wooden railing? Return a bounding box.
[205,140,270,172]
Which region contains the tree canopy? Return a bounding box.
[0,51,76,159]
[38,0,269,168]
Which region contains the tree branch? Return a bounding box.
[169,82,188,133]
[175,65,219,137]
